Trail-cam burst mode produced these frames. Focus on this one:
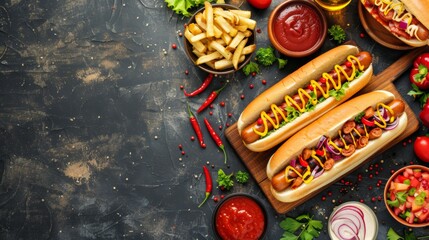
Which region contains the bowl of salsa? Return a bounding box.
[213,193,267,240]
[268,0,327,58]
[384,165,429,227]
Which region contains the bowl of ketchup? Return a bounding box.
[213,193,268,240]
[268,0,327,58]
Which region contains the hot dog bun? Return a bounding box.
[267,90,408,203]
[361,0,429,47]
[237,45,373,152]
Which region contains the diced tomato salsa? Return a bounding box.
[387,167,429,224]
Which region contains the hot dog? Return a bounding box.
[266,90,408,203]
[361,0,429,47]
[237,45,373,152]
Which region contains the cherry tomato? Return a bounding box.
[247,0,271,9]
[414,136,429,163]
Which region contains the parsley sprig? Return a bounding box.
[328,25,347,44]
[242,46,287,76]
[217,169,234,191]
[235,170,249,184]
[280,214,323,240]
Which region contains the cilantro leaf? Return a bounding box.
[328,24,346,44]
[280,217,302,232]
[217,169,234,190]
[308,219,323,231]
[280,231,299,240]
[280,214,323,240]
[242,61,260,76]
[235,170,249,184]
[387,228,403,240]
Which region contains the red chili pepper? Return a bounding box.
[299,156,308,167]
[187,103,206,148]
[204,118,227,164]
[196,84,227,113]
[198,165,212,208]
[184,73,214,97]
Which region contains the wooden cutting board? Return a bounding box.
[225,47,427,214]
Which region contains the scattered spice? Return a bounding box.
[198,165,212,208]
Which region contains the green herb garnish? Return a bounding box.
[328,24,347,44]
[280,214,323,240]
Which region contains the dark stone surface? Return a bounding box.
[0,0,428,239]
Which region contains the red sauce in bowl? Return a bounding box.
[273,3,322,52]
[214,195,266,240]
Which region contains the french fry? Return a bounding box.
[220,31,232,45]
[241,44,257,55]
[243,30,253,37]
[205,1,215,37]
[196,13,223,38]
[214,16,238,37]
[196,51,222,65]
[214,55,245,70]
[228,32,245,50]
[232,38,247,70]
[209,40,232,60]
[185,27,207,53]
[238,15,256,30]
[190,32,207,43]
[229,9,252,19]
[234,25,249,32]
[188,23,203,35]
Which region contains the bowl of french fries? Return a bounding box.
[184,2,257,75]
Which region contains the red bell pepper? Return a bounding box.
[410,53,429,90]
[419,98,429,128]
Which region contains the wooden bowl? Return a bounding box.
[268,0,327,58]
[384,165,429,227]
[184,4,256,75]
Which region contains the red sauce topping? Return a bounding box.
[215,196,265,240]
[273,3,322,52]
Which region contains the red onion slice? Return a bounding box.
[385,117,399,130]
[324,140,341,156]
[330,205,366,240]
[311,165,324,178]
[317,135,328,149]
[290,158,296,168]
[399,21,408,30]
